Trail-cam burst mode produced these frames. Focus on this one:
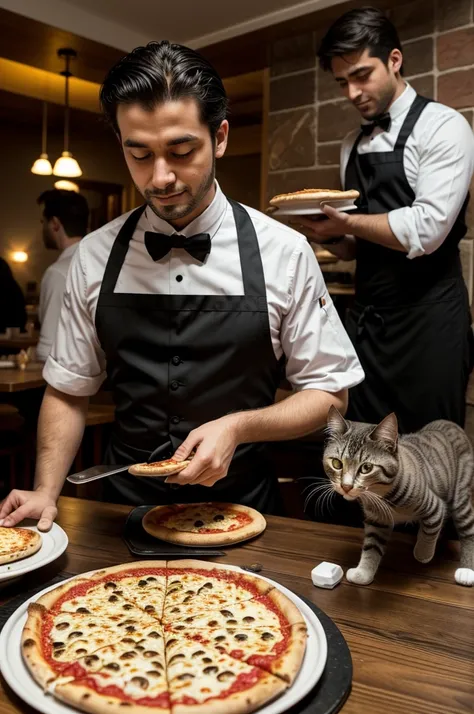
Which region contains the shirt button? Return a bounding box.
[170,380,179,391]
[176,275,183,282]
[170,416,181,425]
[171,356,181,366]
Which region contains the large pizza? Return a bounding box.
[22,560,307,714]
[142,504,267,546]
[0,526,42,565]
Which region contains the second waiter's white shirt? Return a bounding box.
[341,82,474,259]
[44,182,364,397]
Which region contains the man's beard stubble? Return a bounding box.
[143,160,215,224]
[364,80,398,121]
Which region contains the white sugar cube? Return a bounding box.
[311,562,343,589]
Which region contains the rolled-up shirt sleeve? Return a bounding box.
[281,239,364,392]
[43,244,106,396]
[388,112,474,259]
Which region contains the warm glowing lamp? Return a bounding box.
[53,48,82,178]
[11,251,28,263]
[54,180,80,192]
[31,102,53,175]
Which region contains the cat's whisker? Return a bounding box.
[307,484,335,513]
[306,486,332,512]
[301,481,330,496]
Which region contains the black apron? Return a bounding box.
[345,94,472,433]
[95,199,284,513]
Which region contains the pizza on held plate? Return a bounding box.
[21,560,307,714]
[0,526,42,565]
[269,188,359,206]
[142,503,267,546]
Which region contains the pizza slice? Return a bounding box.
[88,563,167,620]
[52,627,170,714]
[129,456,193,477]
[162,561,272,622]
[165,630,286,714]
[22,603,159,687]
[177,623,307,685]
[167,588,305,631]
[0,526,42,565]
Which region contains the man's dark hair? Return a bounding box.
[318,6,403,73]
[100,40,228,138]
[37,189,89,237]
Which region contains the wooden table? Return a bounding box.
[0,367,45,393]
[0,335,39,351]
[1,496,472,714]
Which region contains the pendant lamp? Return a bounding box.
[53,48,82,178]
[31,102,53,175]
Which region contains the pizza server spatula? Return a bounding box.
[67,443,184,484]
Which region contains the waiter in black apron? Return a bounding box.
[0,40,363,530]
[297,7,474,434]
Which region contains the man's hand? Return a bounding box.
[0,488,58,530]
[292,204,351,243]
[166,415,240,488]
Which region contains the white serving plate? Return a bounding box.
[0,521,68,585]
[0,564,327,714]
[273,198,358,216]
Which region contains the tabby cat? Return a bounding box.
[323,407,474,587]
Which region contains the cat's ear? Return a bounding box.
[326,405,349,437]
[369,412,398,451]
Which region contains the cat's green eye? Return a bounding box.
[331,458,343,470]
[360,463,373,474]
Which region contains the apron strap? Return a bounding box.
[228,199,267,300]
[100,205,147,295]
[394,95,432,151]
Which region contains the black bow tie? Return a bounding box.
[360,112,391,136]
[144,231,211,263]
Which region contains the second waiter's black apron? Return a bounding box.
[345,94,472,433]
[95,199,283,513]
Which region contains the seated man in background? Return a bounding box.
[36,189,89,361]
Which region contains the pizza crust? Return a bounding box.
[142,504,266,547]
[269,188,359,206]
[0,526,42,565]
[54,679,170,714]
[170,672,286,714]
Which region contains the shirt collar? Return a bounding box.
[387,82,416,121]
[144,181,227,239]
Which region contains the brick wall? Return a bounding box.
[266,0,474,284]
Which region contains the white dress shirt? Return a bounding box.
[44,182,364,397]
[37,242,80,362]
[341,83,474,259]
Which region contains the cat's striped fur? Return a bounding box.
[323,408,474,586]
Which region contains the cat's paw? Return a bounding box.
[413,540,435,564]
[346,567,374,585]
[455,568,474,587]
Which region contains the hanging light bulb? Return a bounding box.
[54,180,80,192]
[53,48,82,178]
[31,102,53,175]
